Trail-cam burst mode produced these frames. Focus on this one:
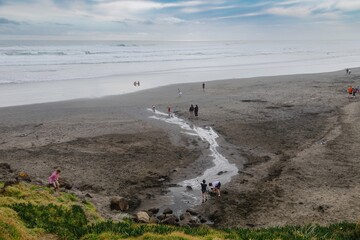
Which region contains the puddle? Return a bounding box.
[138,109,238,215]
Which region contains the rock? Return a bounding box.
[163,207,173,214]
[161,214,178,225]
[128,197,141,211]
[179,214,192,226]
[59,178,73,190]
[18,172,31,182]
[316,205,330,213]
[110,197,129,211]
[198,215,207,223]
[246,223,256,228]
[85,193,93,198]
[180,212,192,221]
[4,180,19,188]
[186,185,193,190]
[149,215,159,224]
[217,171,227,175]
[136,211,150,223]
[157,214,166,221]
[186,209,199,216]
[148,208,159,215]
[32,178,45,186]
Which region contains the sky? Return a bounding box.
[0,0,360,41]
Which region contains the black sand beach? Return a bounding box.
[1,69,359,227]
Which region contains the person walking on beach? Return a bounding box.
[168,106,171,117]
[189,104,194,117]
[134,81,137,86]
[194,104,199,117]
[209,180,221,197]
[201,179,208,203]
[178,88,182,97]
[202,82,205,92]
[137,81,140,86]
[49,169,61,192]
[152,105,156,113]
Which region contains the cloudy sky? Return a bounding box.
[0,0,359,40]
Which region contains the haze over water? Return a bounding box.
[1,40,360,107]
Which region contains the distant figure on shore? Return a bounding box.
[152,105,156,113]
[134,81,137,86]
[49,169,61,192]
[209,180,221,197]
[352,87,356,97]
[201,179,208,203]
[346,68,351,75]
[189,104,194,117]
[349,69,351,75]
[202,82,205,92]
[168,106,171,117]
[194,104,199,117]
[178,88,182,97]
[137,81,140,86]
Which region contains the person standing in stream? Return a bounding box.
[194,104,199,117]
[201,179,208,203]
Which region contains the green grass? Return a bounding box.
[1,181,360,240]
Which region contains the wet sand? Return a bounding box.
[0,68,359,227]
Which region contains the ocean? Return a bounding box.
[0,40,359,107]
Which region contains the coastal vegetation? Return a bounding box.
[0,182,359,240]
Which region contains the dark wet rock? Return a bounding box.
[217,171,227,175]
[148,208,159,215]
[186,185,193,190]
[186,209,199,216]
[316,205,330,213]
[163,207,173,214]
[128,196,141,211]
[161,214,178,225]
[157,214,166,221]
[198,215,207,223]
[110,197,129,211]
[167,183,181,187]
[222,190,229,195]
[246,223,256,228]
[145,192,155,199]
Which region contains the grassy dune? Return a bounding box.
[0,182,359,240]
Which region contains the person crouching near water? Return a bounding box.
[49,169,61,192]
[209,180,221,197]
[201,179,208,203]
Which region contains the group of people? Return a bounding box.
[189,104,199,117]
[347,86,358,98]
[133,81,140,86]
[200,179,221,203]
[346,68,352,75]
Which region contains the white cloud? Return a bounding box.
[266,6,312,17]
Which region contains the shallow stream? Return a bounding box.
[140,109,239,215]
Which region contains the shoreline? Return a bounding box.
[0,66,359,109]
[1,68,359,227]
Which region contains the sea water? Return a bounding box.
[0,40,360,107]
